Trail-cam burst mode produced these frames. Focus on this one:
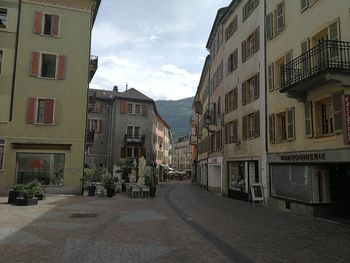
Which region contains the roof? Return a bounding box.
[205,7,228,50]
[89,89,117,100]
[115,88,154,102]
[92,0,102,26]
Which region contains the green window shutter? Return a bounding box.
[332,92,343,134]
[304,101,313,138]
[287,107,295,140]
[269,114,275,144]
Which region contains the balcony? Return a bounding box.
[89,55,98,82]
[124,134,145,145]
[189,135,198,145]
[86,130,95,144]
[281,40,350,101]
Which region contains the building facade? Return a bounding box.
[266,0,350,217]
[0,0,100,194]
[172,135,192,175]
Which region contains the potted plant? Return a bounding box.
[15,184,39,206]
[28,181,46,200]
[8,184,25,204]
[102,169,115,197]
[84,166,103,196]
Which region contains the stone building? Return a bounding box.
[172,136,192,175]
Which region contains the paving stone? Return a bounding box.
[118,209,167,222]
[0,227,48,245]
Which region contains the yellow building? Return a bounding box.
[0,0,100,194]
[266,0,350,217]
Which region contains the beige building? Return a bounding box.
[266,0,350,217]
[0,0,100,194]
[172,135,192,175]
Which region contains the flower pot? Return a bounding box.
[8,190,21,204]
[106,188,115,197]
[150,186,156,197]
[16,197,38,206]
[88,185,96,196]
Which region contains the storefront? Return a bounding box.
[227,160,259,201]
[208,157,222,194]
[268,149,350,217]
[198,159,208,188]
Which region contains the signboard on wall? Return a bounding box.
[251,183,263,201]
[345,95,350,145]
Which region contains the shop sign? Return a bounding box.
[345,95,350,145]
[280,153,326,162]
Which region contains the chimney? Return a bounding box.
[113,85,118,92]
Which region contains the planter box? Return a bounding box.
[16,197,38,206]
[8,190,21,204]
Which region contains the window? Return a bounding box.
[0,139,4,170]
[227,49,238,75]
[30,52,66,79]
[242,27,259,62]
[0,8,7,28]
[225,88,238,113]
[127,103,133,114]
[242,74,259,105]
[242,0,259,22]
[265,1,285,40]
[26,97,55,125]
[225,120,238,144]
[126,147,140,158]
[88,101,103,113]
[0,50,3,74]
[135,104,141,115]
[243,111,260,139]
[134,126,140,139]
[271,108,295,143]
[127,103,142,115]
[272,51,292,90]
[313,94,343,137]
[126,126,141,140]
[225,15,238,42]
[88,119,102,133]
[16,153,65,186]
[34,12,60,37]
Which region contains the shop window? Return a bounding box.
[0,139,4,170]
[228,162,246,192]
[0,8,7,28]
[16,153,65,186]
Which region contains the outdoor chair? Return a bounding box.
[141,186,150,197]
[131,186,141,198]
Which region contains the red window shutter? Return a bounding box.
[33,11,43,34]
[44,99,54,124]
[99,101,104,112]
[242,115,247,140]
[30,52,40,77]
[120,147,126,158]
[254,73,259,100]
[140,148,146,158]
[254,110,260,137]
[26,98,37,124]
[120,101,127,114]
[242,82,246,105]
[57,55,66,79]
[241,40,246,62]
[254,27,260,51]
[142,104,148,116]
[51,15,60,36]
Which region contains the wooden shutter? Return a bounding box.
[233,88,238,110]
[33,11,43,34]
[227,55,232,74]
[301,0,308,11]
[26,98,37,124]
[254,73,259,100]
[269,114,275,144]
[57,55,66,79]
[242,82,246,105]
[332,92,343,133]
[233,120,238,143]
[97,120,102,133]
[287,107,295,140]
[241,41,246,62]
[120,101,127,114]
[225,93,228,113]
[254,110,260,137]
[51,15,60,37]
[224,124,228,144]
[44,99,54,124]
[242,115,247,140]
[304,101,313,137]
[30,52,40,77]
[142,104,148,116]
[268,64,274,91]
[254,27,260,52]
[233,49,238,69]
[120,147,126,158]
[99,101,104,113]
[266,13,273,40]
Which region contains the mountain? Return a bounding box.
[156,97,194,140]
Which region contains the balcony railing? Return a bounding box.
[86,130,95,144]
[281,40,350,92]
[89,55,98,82]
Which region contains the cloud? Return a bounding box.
[90,55,199,100]
[149,35,159,41]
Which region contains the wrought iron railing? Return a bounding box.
[281,40,350,91]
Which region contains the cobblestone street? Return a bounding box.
[0,181,349,263]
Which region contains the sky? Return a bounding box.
[90,0,231,101]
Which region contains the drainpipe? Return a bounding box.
[9,0,22,121]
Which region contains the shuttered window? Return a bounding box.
[89,119,102,133]
[287,107,295,140]
[26,98,55,125]
[33,12,60,37]
[304,101,313,138]
[243,111,260,139]
[269,114,275,144]
[30,52,66,79]
[242,74,259,105]
[268,64,274,91]
[266,13,273,40]
[332,92,343,134]
[276,1,285,33]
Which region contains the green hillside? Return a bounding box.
[156,97,194,139]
